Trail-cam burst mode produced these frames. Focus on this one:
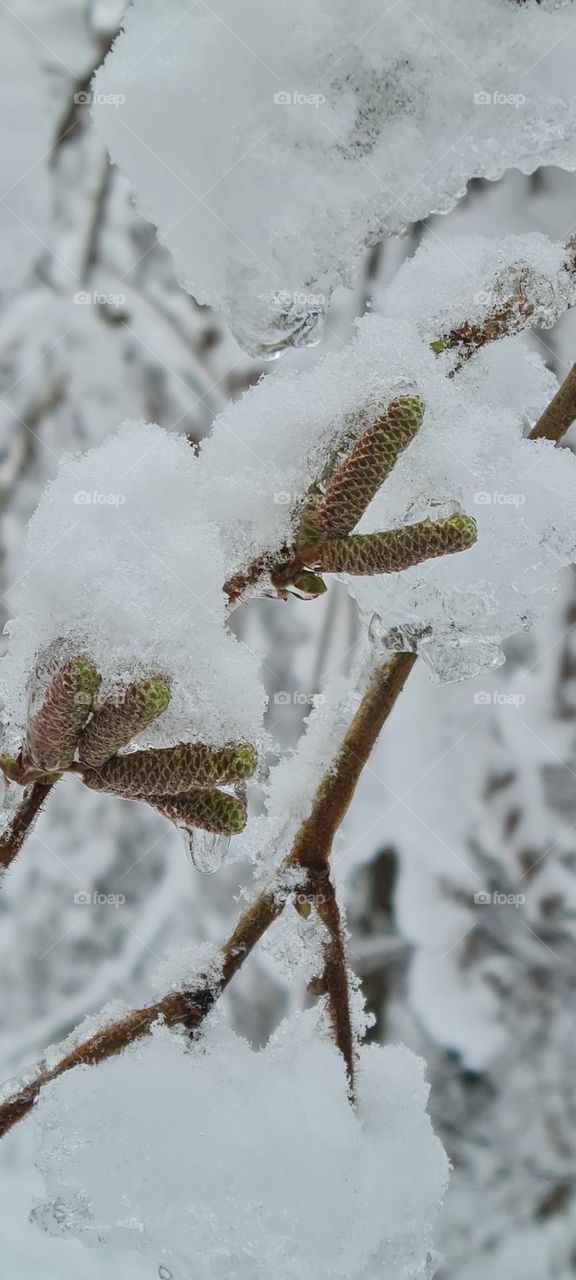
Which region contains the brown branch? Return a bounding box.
[224,552,279,606]
[0,782,56,874]
[0,652,415,1138]
[312,872,357,1096]
[528,363,576,443]
[434,237,576,368]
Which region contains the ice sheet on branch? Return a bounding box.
[0,422,266,751]
[31,1013,448,1280]
[200,255,576,680]
[93,0,576,355]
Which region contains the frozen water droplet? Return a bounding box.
[180,826,231,873]
[231,291,326,360]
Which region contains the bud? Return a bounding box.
[151,787,248,835]
[319,514,477,575]
[23,656,101,772]
[77,677,170,768]
[317,396,425,538]
[290,570,327,599]
[83,741,258,798]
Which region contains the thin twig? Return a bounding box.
[0,652,415,1137]
[528,363,576,443]
[313,872,356,1095]
[435,237,576,367]
[0,782,56,874]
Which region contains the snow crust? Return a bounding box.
[32,1013,449,1280]
[94,0,576,353]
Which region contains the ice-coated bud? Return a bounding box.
[319,513,477,575]
[23,657,101,772]
[317,396,425,538]
[77,677,171,769]
[151,787,248,835]
[82,741,258,798]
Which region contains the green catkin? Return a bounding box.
[150,787,248,835]
[317,396,425,538]
[23,656,101,772]
[82,741,258,798]
[77,677,171,769]
[319,514,477,575]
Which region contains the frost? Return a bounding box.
[94,0,576,354]
[0,422,266,751]
[32,1013,448,1280]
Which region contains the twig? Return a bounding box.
[528,363,576,443]
[313,872,356,1095]
[434,237,576,367]
[0,652,415,1137]
[0,783,56,874]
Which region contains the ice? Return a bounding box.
[93,0,576,354]
[0,422,266,753]
[182,828,232,873]
[199,240,576,680]
[31,1011,449,1280]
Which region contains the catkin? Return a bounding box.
[24,657,101,772]
[317,396,425,538]
[77,677,170,768]
[319,514,477,575]
[82,742,258,798]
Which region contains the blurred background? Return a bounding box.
[1,3,576,1277]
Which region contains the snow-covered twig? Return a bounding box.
[0,652,415,1136]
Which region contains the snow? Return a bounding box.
[0,422,266,753]
[31,1011,449,1280]
[93,0,576,353]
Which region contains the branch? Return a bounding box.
[0,782,56,874]
[528,363,576,443]
[312,873,357,1096]
[433,237,576,367]
[0,652,416,1138]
